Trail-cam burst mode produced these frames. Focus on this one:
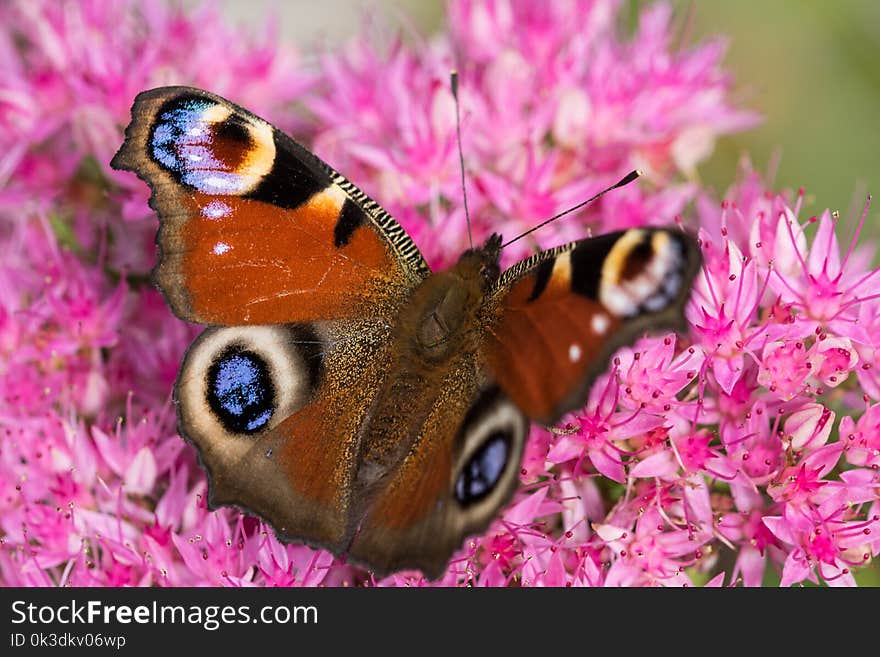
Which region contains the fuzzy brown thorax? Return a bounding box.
[403,235,501,364]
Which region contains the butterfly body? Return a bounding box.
[112,86,700,579]
[394,243,494,364]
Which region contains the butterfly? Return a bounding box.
[110,86,701,580]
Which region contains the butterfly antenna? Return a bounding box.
[450,70,473,249]
[502,170,642,248]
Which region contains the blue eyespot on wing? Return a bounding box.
[207,348,275,434]
[454,433,511,505]
[147,95,276,195]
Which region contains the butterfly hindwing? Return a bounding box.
[484,228,701,425]
[175,318,394,551]
[111,86,429,325]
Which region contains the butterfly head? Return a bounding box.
[456,232,503,289]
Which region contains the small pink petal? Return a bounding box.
[704,573,726,587]
[779,549,812,588]
[630,450,677,478]
[124,446,157,495]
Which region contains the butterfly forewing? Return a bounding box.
[484,228,701,425]
[111,86,429,325]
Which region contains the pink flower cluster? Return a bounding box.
[2,0,876,587]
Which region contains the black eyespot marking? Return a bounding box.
[455,432,511,506]
[149,95,214,182]
[214,116,251,148]
[620,235,654,282]
[334,198,366,247]
[206,346,275,434]
[148,95,261,195]
[639,235,685,313]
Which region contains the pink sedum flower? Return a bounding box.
[770,208,880,337]
[840,403,880,470]
[687,227,766,395]
[758,339,815,401]
[764,503,878,588]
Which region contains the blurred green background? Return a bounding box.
[674,0,880,224]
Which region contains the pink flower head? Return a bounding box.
[764,503,878,587]
[716,508,784,587]
[614,333,703,414]
[687,228,767,395]
[853,297,880,399]
[673,429,738,480]
[547,367,665,483]
[840,403,880,470]
[770,204,880,340]
[758,339,814,401]
[595,505,710,587]
[767,442,844,508]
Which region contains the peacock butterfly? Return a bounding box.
[110,85,701,579]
